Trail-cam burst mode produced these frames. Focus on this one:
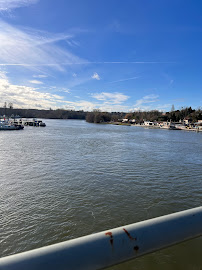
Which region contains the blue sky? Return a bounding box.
[0,0,201,112]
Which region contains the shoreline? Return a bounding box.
[110,122,202,132]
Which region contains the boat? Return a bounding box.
[22,118,46,127]
[0,120,24,130]
[168,125,181,130]
[38,120,46,127]
[13,123,24,130]
[11,118,46,127]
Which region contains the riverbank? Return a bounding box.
[110,122,202,132]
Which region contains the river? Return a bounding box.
[0,119,201,269]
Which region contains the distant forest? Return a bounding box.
[0,105,201,124]
[0,107,86,120]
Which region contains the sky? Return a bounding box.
[0,0,202,112]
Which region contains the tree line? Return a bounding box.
[0,107,86,120]
[0,105,201,123]
[86,110,125,123]
[86,107,202,124]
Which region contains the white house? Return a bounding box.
[144,121,154,126]
[130,119,136,123]
[122,119,129,123]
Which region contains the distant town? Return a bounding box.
[86,107,202,132]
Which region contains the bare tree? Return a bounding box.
[8,103,13,109]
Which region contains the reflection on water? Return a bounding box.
[0,120,201,269]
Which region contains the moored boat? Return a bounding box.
[11,118,46,127]
[0,120,24,130]
[22,118,46,127]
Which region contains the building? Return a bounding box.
[144,121,154,126]
[122,118,129,123]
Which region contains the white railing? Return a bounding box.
[0,206,202,270]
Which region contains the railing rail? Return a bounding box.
[0,206,202,270]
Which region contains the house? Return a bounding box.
[144,121,154,126]
[129,119,136,123]
[183,119,191,125]
[122,119,129,123]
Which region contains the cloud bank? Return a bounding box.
[0,71,170,112]
[0,72,64,109]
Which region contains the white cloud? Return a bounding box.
[0,20,85,71]
[98,104,129,112]
[132,103,171,112]
[0,73,100,111]
[62,89,70,93]
[132,94,161,111]
[130,94,174,111]
[33,74,48,78]
[155,104,171,111]
[66,39,79,47]
[29,80,43,84]
[142,94,159,100]
[57,88,70,94]
[0,70,8,80]
[0,75,169,112]
[0,73,66,109]
[92,92,129,104]
[0,72,170,112]
[108,76,139,84]
[62,100,130,112]
[63,100,96,111]
[135,94,159,106]
[0,0,39,11]
[91,72,100,80]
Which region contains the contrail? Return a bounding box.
[0,61,175,66]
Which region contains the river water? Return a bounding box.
[0,119,201,269]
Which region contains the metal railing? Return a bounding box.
[0,206,202,270]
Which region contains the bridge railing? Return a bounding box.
[0,206,202,270]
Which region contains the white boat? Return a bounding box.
[22,118,46,127]
[12,118,46,127]
[0,120,23,130]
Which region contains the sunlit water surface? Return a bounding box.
[0,120,201,269]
